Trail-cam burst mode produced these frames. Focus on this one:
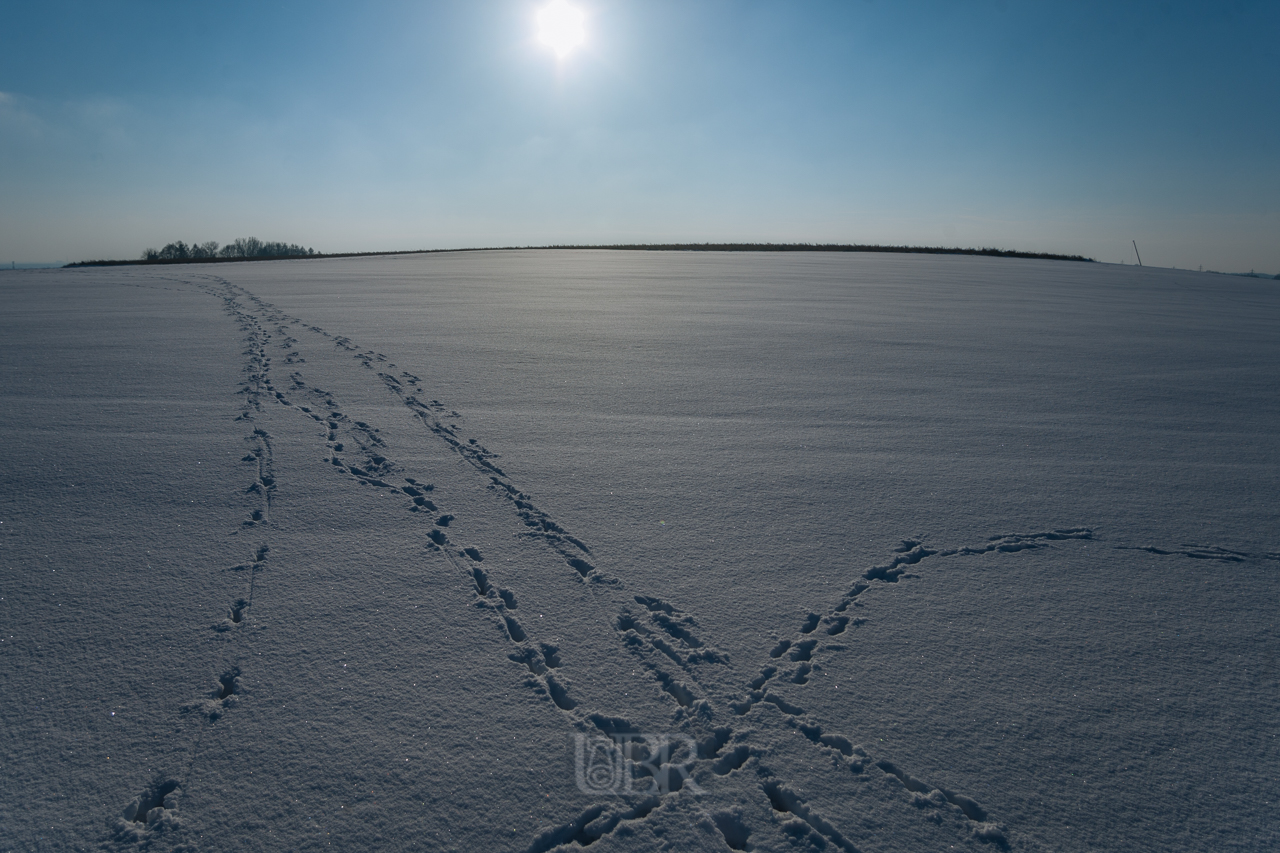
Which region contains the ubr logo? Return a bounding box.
[574,733,701,795]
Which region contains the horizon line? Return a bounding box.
[64,242,1096,268]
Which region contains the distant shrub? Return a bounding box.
[141,237,314,261]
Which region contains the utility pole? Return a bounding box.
[1132,241,1143,267]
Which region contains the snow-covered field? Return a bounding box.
[2,250,1276,852]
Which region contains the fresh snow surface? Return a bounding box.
[1,250,1277,852]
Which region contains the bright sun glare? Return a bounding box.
[536,0,586,59]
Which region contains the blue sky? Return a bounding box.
[2,0,1276,270]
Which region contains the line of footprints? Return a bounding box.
[112,282,278,843]
[115,274,1270,851]
[223,279,1022,850]
[198,278,1035,850]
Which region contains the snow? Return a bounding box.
[1,250,1276,851]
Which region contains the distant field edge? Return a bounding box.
[65,243,1095,268]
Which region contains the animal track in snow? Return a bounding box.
[182,667,243,722]
[713,743,753,776]
[524,797,660,853]
[503,614,528,643]
[204,283,868,844]
[623,596,726,667]
[260,335,607,594]
[760,528,1098,688]
[509,643,562,676]
[213,598,249,632]
[240,429,275,527]
[470,565,493,596]
[371,367,618,585]
[409,512,588,716]
[215,667,241,701]
[613,597,730,712]
[196,281,847,847]
[862,540,937,582]
[108,275,295,850]
[190,277,1053,850]
[719,529,1098,836]
[218,289,728,844]
[788,719,856,758]
[112,776,182,842]
[876,760,1009,846]
[712,808,752,850]
[1114,543,1270,563]
[761,779,860,853]
[195,300,616,735]
[938,528,1093,557]
[757,693,806,717]
[200,279,1247,851]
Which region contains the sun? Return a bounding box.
[536,0,586,59]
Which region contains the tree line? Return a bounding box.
[142,237,315,261]
[540,243,1096,262]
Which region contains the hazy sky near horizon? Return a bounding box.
[2,0,1276,271]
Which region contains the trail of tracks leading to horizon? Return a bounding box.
[101,271,1276,852]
